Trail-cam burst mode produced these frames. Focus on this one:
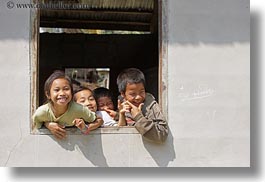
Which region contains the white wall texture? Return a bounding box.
[0,0,250,167]
[167,0,250,166]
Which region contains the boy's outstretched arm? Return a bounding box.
[89,116,104,131]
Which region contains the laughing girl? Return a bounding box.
[32,70,102,139]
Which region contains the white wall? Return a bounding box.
[167,0,250,166]
[0,0,31,166]
[0,0,249,167]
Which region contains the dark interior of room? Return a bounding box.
[38,0,159,107]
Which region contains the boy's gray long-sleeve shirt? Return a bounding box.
[133,93,168,143]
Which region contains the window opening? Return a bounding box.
[30,0,166,134]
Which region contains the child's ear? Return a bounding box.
[45,91,50,99]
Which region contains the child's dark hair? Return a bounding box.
[44,70,73,102]
[73,86,93,101]
[93,87,113,101]
[116,68,146,93]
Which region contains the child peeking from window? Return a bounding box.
[74,87,117,127]
[32,70,103,139]
[93,87,119,120]
[116,68,168,143]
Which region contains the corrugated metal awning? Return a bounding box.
[40,0,157,32]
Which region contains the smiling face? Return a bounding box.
[97,96,114,111]
[47,78,72,109]
[122,83,146,107]
[74,89,97,112]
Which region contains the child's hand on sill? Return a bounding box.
[44,122,67,140]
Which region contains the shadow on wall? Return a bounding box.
[0,0,30,40]
[142,128,176,167]
[50,129,176,167]
[167,0,250,45]
[51,134,108,167]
